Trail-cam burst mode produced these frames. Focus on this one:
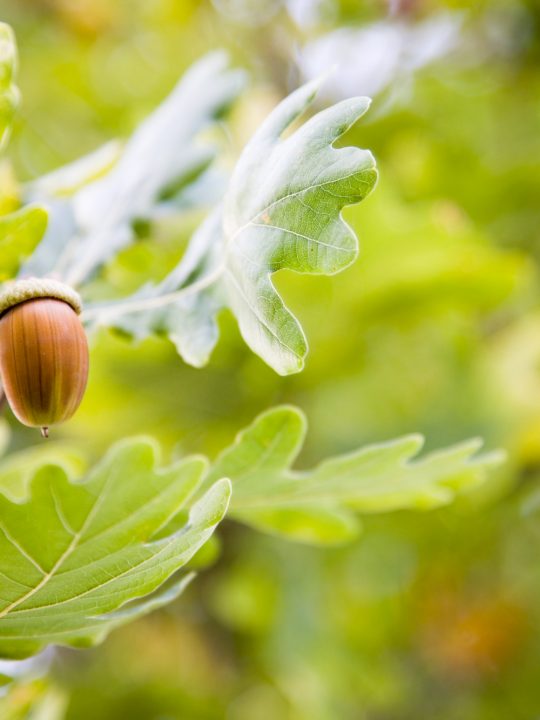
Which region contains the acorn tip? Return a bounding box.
[41,426,49,439]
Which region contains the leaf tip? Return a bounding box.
[191,476,232,529]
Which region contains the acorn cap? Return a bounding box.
[0,278,82,316]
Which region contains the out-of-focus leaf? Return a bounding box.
[0,443,87,502]
[0,389,84,503]
[0,206,48,281]
[203,406,505,545]
[23,52,245,282]
[298,12,462,108]
[0,674,66,719]
[24,141,122,200]
[0,24,19,153]
[0,422,9,460]
[0,438,231,659]
[0,650,52,701]
[83,79,377,374]
[0,161,20,215]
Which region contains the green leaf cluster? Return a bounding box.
[0,406,501,658]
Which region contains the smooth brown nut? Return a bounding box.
[0,294,89,435]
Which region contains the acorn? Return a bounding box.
[0,278,89,437]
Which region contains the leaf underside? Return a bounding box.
[84,78,378,375]
[221,81,377,374]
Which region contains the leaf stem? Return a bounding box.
[81,264,224,323]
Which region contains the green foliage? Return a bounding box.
[0,23,18,152]
[0,439,230,659]
[0,26,47,284]
[0,10,522,716]
[83,80,377,374]
[205,406,504,544]
[0,404,501,661]
[0,206,48,281]
[0,28,47,282]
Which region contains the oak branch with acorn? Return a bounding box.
[0,22,504,665]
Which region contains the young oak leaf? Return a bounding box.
[202,406,505,545]
[0,438,231,659]
[221,79,377,373]
[83,78,377,374]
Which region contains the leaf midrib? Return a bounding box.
[0,470,114,619]
[2,522,204,618]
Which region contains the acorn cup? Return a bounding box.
[0,279,89,437]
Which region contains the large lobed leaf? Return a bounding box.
[221,80,377,373]
[84,79,378,374]
[0,439,230,659]
[203,406,505,545]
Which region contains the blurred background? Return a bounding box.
[1,0,540,717]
